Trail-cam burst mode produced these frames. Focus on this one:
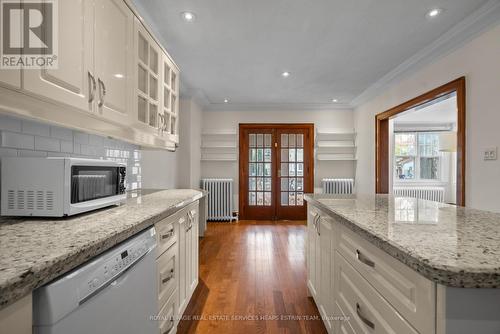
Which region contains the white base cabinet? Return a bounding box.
[307,202,500,334]
[154,200,199,334]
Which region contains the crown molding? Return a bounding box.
[203,102,352,112]
[350,0,500,108]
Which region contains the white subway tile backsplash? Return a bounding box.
[50,126,74,141]
[74,132,89,144]
[0,116,141,189]
[60,140,73,153]
[22,120,50,137]
[35,136,60,152]
[89,134,105,146]
[1,132,35,149]
[18,150,47,157]
[0,148,18,157]
[0,115,22,132]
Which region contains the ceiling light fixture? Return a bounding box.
[332,99,338,103]
[224,98,229,103]
[426,8,442,18]
[281,71,290,78]
[181,11,196,22]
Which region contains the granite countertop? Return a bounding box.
[0,189,206,310]
[305,193,500,288]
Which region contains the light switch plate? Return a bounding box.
[484,147,498,161]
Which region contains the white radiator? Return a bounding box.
[322,178,354,194]
[393,187,445,203]
[201,178,234,221]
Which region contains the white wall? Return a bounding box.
[141,98,202,190]
[354,22,500,212]
[201,109,355,210]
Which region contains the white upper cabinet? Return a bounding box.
[0,0,180,150]
[23,0,92,111]
[134,19,162,133]
[160,52,179,143]
[94,0,133,124]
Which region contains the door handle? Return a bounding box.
[97,78,106,108]
[88,72,96,103]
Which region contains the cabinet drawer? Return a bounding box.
[337,225,435,334]
[335,252,418,334]
[334,302,356,334]
[157,244,177,308]
[158,291,177,334]
[155,211,184,257]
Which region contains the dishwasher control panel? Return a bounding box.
[79,228,156,303]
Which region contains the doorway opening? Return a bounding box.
[239,124,314,220]
[375,77,466,206]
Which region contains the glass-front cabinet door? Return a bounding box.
[159,53,180,143]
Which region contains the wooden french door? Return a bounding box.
[239,124,314,220]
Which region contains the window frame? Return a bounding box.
[394,131,441,182]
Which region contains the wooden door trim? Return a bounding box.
[375,77,466,206]
[239,123,314,220]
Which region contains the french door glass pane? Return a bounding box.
[264,134,272,147]
[281,178,288,191]
[249,134,256,147]
[297,134,304,147]
[264,163,271,176]
[257,192,264,206]
[297,149,303,162]
[249,192,256,205]
[264,178,271,191]
[249,149,256,162]
[249,178,256,191]
[256,177,263,191]
[264,192,271,206]
[281,149,288,162]
[281,134,288,147]
[278,132,306,207]
[281,192,288,206]
[264,149,271,162]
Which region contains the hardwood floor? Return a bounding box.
[177,221,327,334]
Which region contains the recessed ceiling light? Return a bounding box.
[224,98,229,103]
[332,99,338,103]
[426,8,442,18]
[114,74,124,79]
[281,71,290,78]
[181,11,196,22]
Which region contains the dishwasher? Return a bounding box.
[33,227,158,334]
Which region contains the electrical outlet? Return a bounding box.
[484,147,498,161]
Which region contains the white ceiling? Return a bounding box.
[395,94,457,124]
[132,0,492,109]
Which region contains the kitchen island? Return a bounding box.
[305,193,500,334]
[0,188,206,333]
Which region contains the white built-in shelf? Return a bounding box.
[316,153,357,161]
[201,130,238,162]
[315,129,357,161]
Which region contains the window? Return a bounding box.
[394,132,440,181]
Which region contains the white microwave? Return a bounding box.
[1,157,127,217]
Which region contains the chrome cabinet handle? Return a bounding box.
[97,78,106,107]
[161,229,174,240]
[88,72,96,103]
[356,249,375,268]
[356,303,375,329]
[161,268,174,284]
